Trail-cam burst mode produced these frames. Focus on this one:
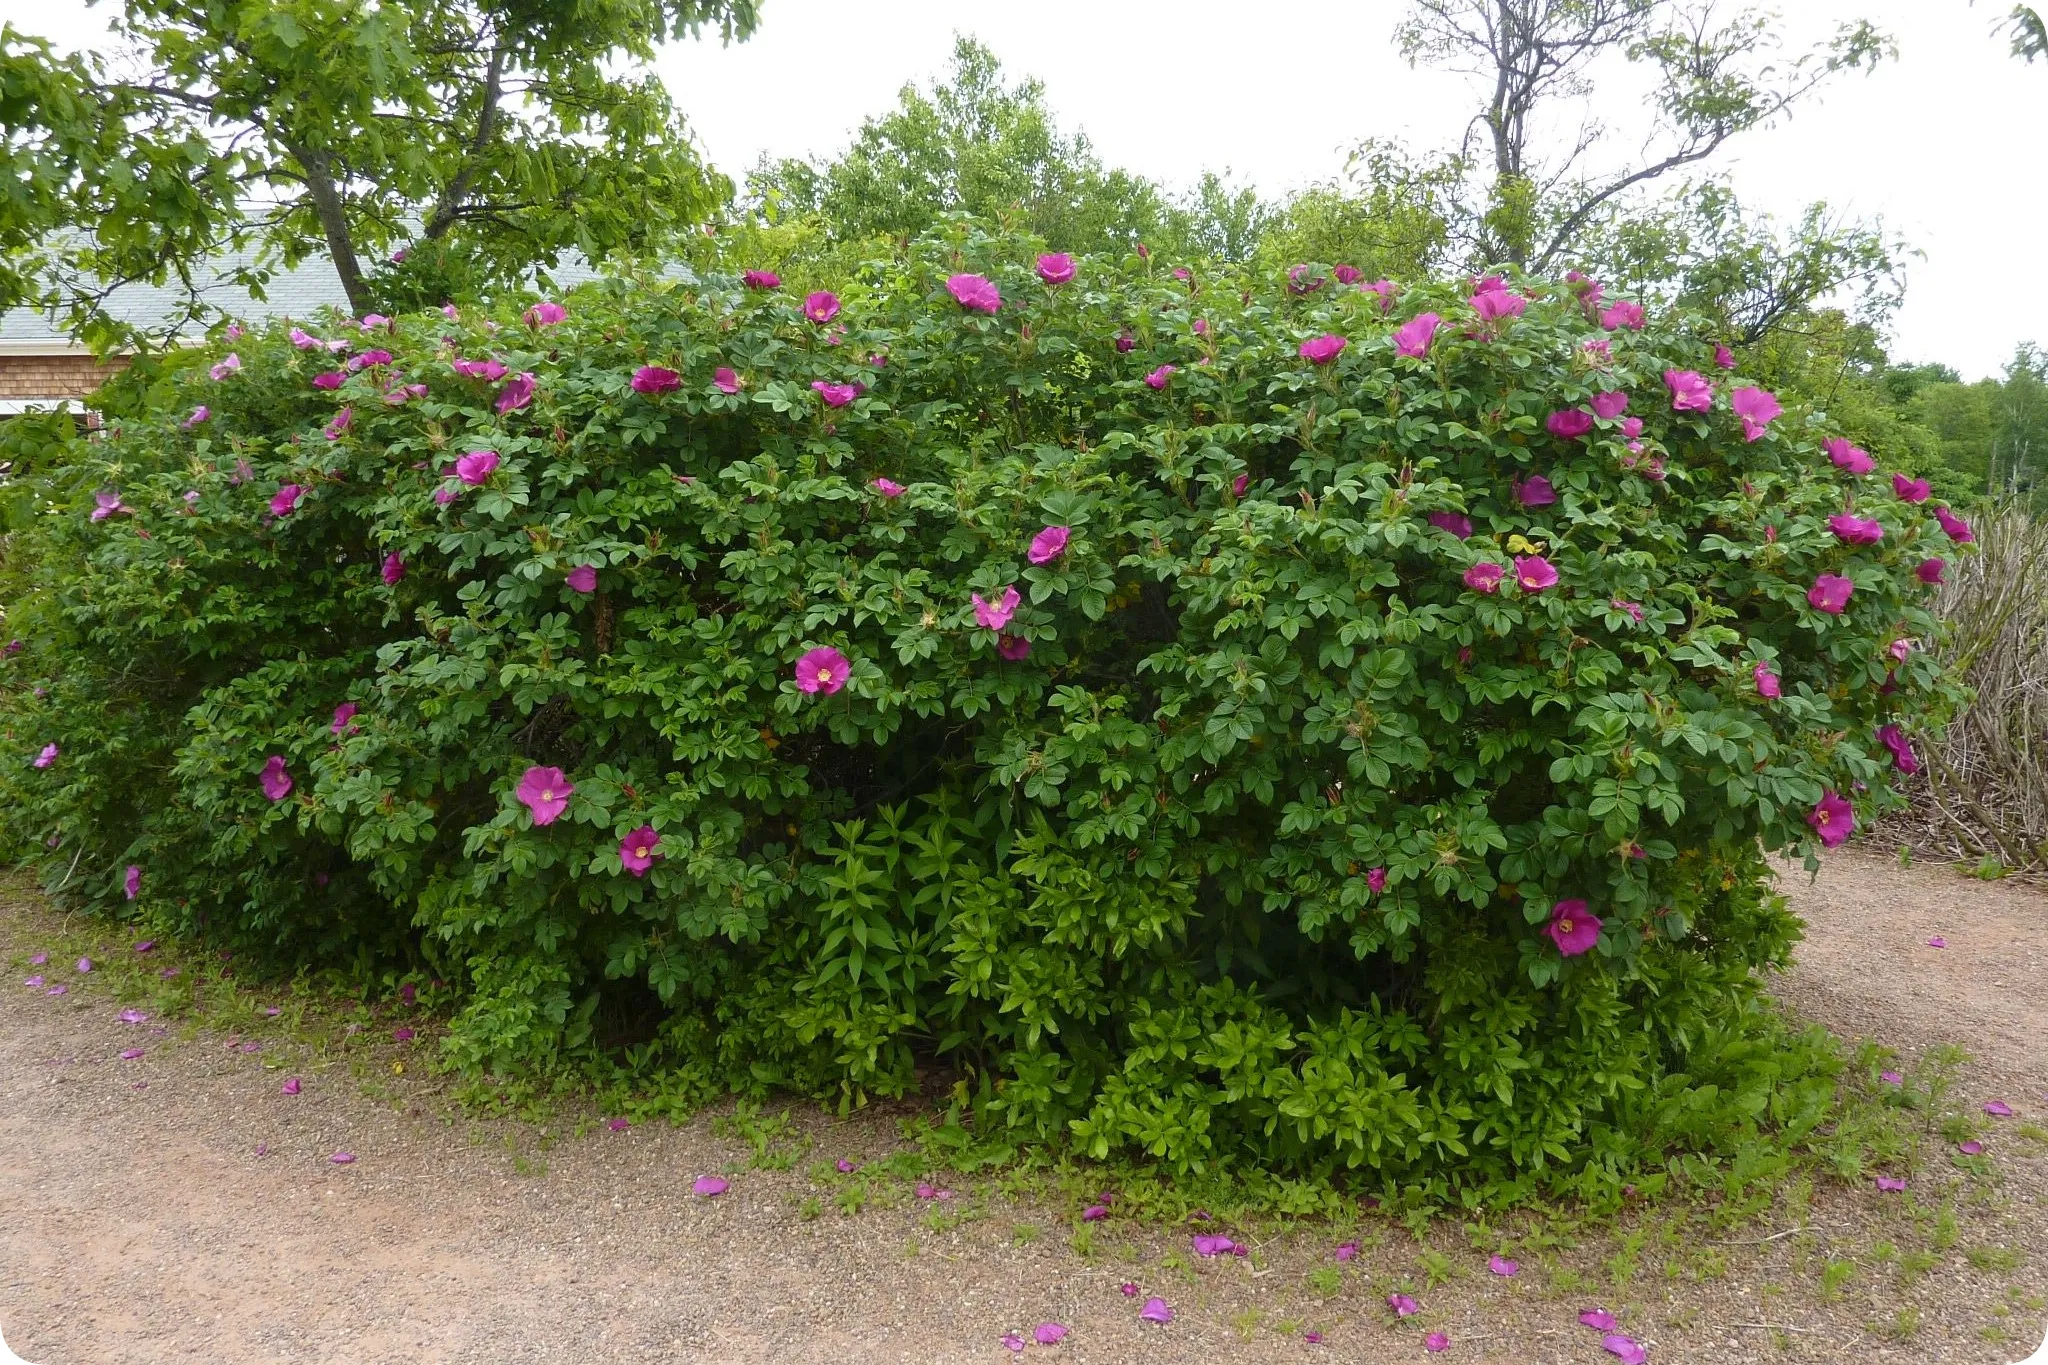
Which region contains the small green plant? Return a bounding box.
[1818,1257,1856,1301]
[1011,1222,1041,1247]
[1870,1306,1922,1341]
[1416,1250,1457,1288]
[1966,1246,2024,1273]
[1305,1265,1343,1297]
[798,1195,822,1221]
[1898,1249,1938,1286]
[1230,1308,1265,1343]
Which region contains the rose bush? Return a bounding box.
[0,225,1967,1192]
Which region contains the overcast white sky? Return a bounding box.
[26,0,2046,379]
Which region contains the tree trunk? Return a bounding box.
[292,147,369,315]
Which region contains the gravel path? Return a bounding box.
[2,850,2044,1365]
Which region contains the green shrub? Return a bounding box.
[0,226,1967,1193]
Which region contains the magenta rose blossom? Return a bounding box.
[741,269,780,290]
[1027,525,1071,564]
[1333,264,1361,284]
[1932,506,1974,543]
[1392,312,1441,357]
[565,565,597,593]
[312,371,345,391]
[1915,557,1946,585]
[331,702,359,735]
[381,552,405,585]
[1114,328,1136,352]
[1590,390,1629,420]
[1513,474,1558,508]
[870,477,905,497]
[1036,253,1075,285]
[1714,343,1736,369]
[1824,438,1875,475]
[1546,408,1594,439]
[946,273,1002,313]
[1807,789,1855,848]
[452,357,507,382]
[123,864,141,900]
[1729,386,1781,441]
[713,367,741,394]
[1547,899,1601,955]
[496,372,536,413]
[631,365,682,396]
[1428,511,1473,539]
[1664,369,1712,412]
[1827,513,1883,545]
[269,484,306,517]
[1753,662,1782,699]
[1891,472,1931,502]
[1365,866,1388,894]
[1298,334,1347,365]
[1144,365,1177,390]
[1463,562,1505,594]
[209,352,241,380]
[1470,284,1526,322]
[33,743,58,768]
[1514,555,1558,592]
[811,380,862,408]
[803,291,841,324]
[972,586,1021,631]
[454,451,500,485]
[523,301,566,327]
[996,634,1032,661]
[795,646,851,695]
[1876,724,1919,774]
[618,824,661,876]
[259,755,293,802]
[1808,573,1854,614]
[1599,300,1645,330]
[1388,1294,1419,1318]
[516,765,574,825]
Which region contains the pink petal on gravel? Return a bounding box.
[1388,1293,1419,1318]
[46,985,67,996]
[1001,1333,1025,1352]
[1580,1309,1619,1331]
[240,1041,261,1052]
[29,953,47,966]
[264,1007,281,1017]
[1425,1332,1450,1353]
[835,1158,857,1172]
[606,1117,630,1131]
[392,1027,415,1042]
[1032,1323,1068,1345]
[1959,1141,1984,1155]
[1879,1071,1903,1085]
[76,957,93,973]
[281,1077,301,1095]
[159,968,180,979]
[1984,1100,2014,1117]
[1875,1176,1907,1192]
[1119,1282,1140,1297]
[693,1175,728,1197]
[133,940,156,953]
[1488,1254,1519,1276]
[1602,1334,1648,1365]
[1082,1203,1108,1222]
[1927,937,1946,948]
[254,1143,268,1157]
[119,1048,143,1059]
[24,976,42,988]
[1303,1329,1322,1343]
[1140,1297,1174,1324]
[120,1009,148,1024]
[1334,1240,1359,1261]
[330,1152,356,1165]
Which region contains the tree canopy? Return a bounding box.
[0,0,758,344]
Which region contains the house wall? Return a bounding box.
[0,352,126,401]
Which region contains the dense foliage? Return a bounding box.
[0,227,1971,1192]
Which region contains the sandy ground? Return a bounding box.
[1,848,2044,1365]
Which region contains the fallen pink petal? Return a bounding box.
[1959,1140,1984,1155]
[1602,1334,1648,1365]
[1193,1234,1237,1257]
[119,1048,143,1060]
[1001,1332,1025,1352]
[119,1009,148,1024]
[1928,936,1947,948]
[1984,1100,2014,1117]
[1488,1254,1519,1276]
[1874,1175,1906,1192]
[1388,1293,1418,1318]
[1140,1297,1174,1324]
[1119,1282,1140,1297]
[281,1077,301,1094]
[693,1175,728,1197]
[1580,1309,1618,1331]
[1425,1333,1450,1353]
[1032,1323,1068,1345]
[607,1117,631,1132]
[330,1152,356,1165]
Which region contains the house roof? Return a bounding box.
[0,244,659,352]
